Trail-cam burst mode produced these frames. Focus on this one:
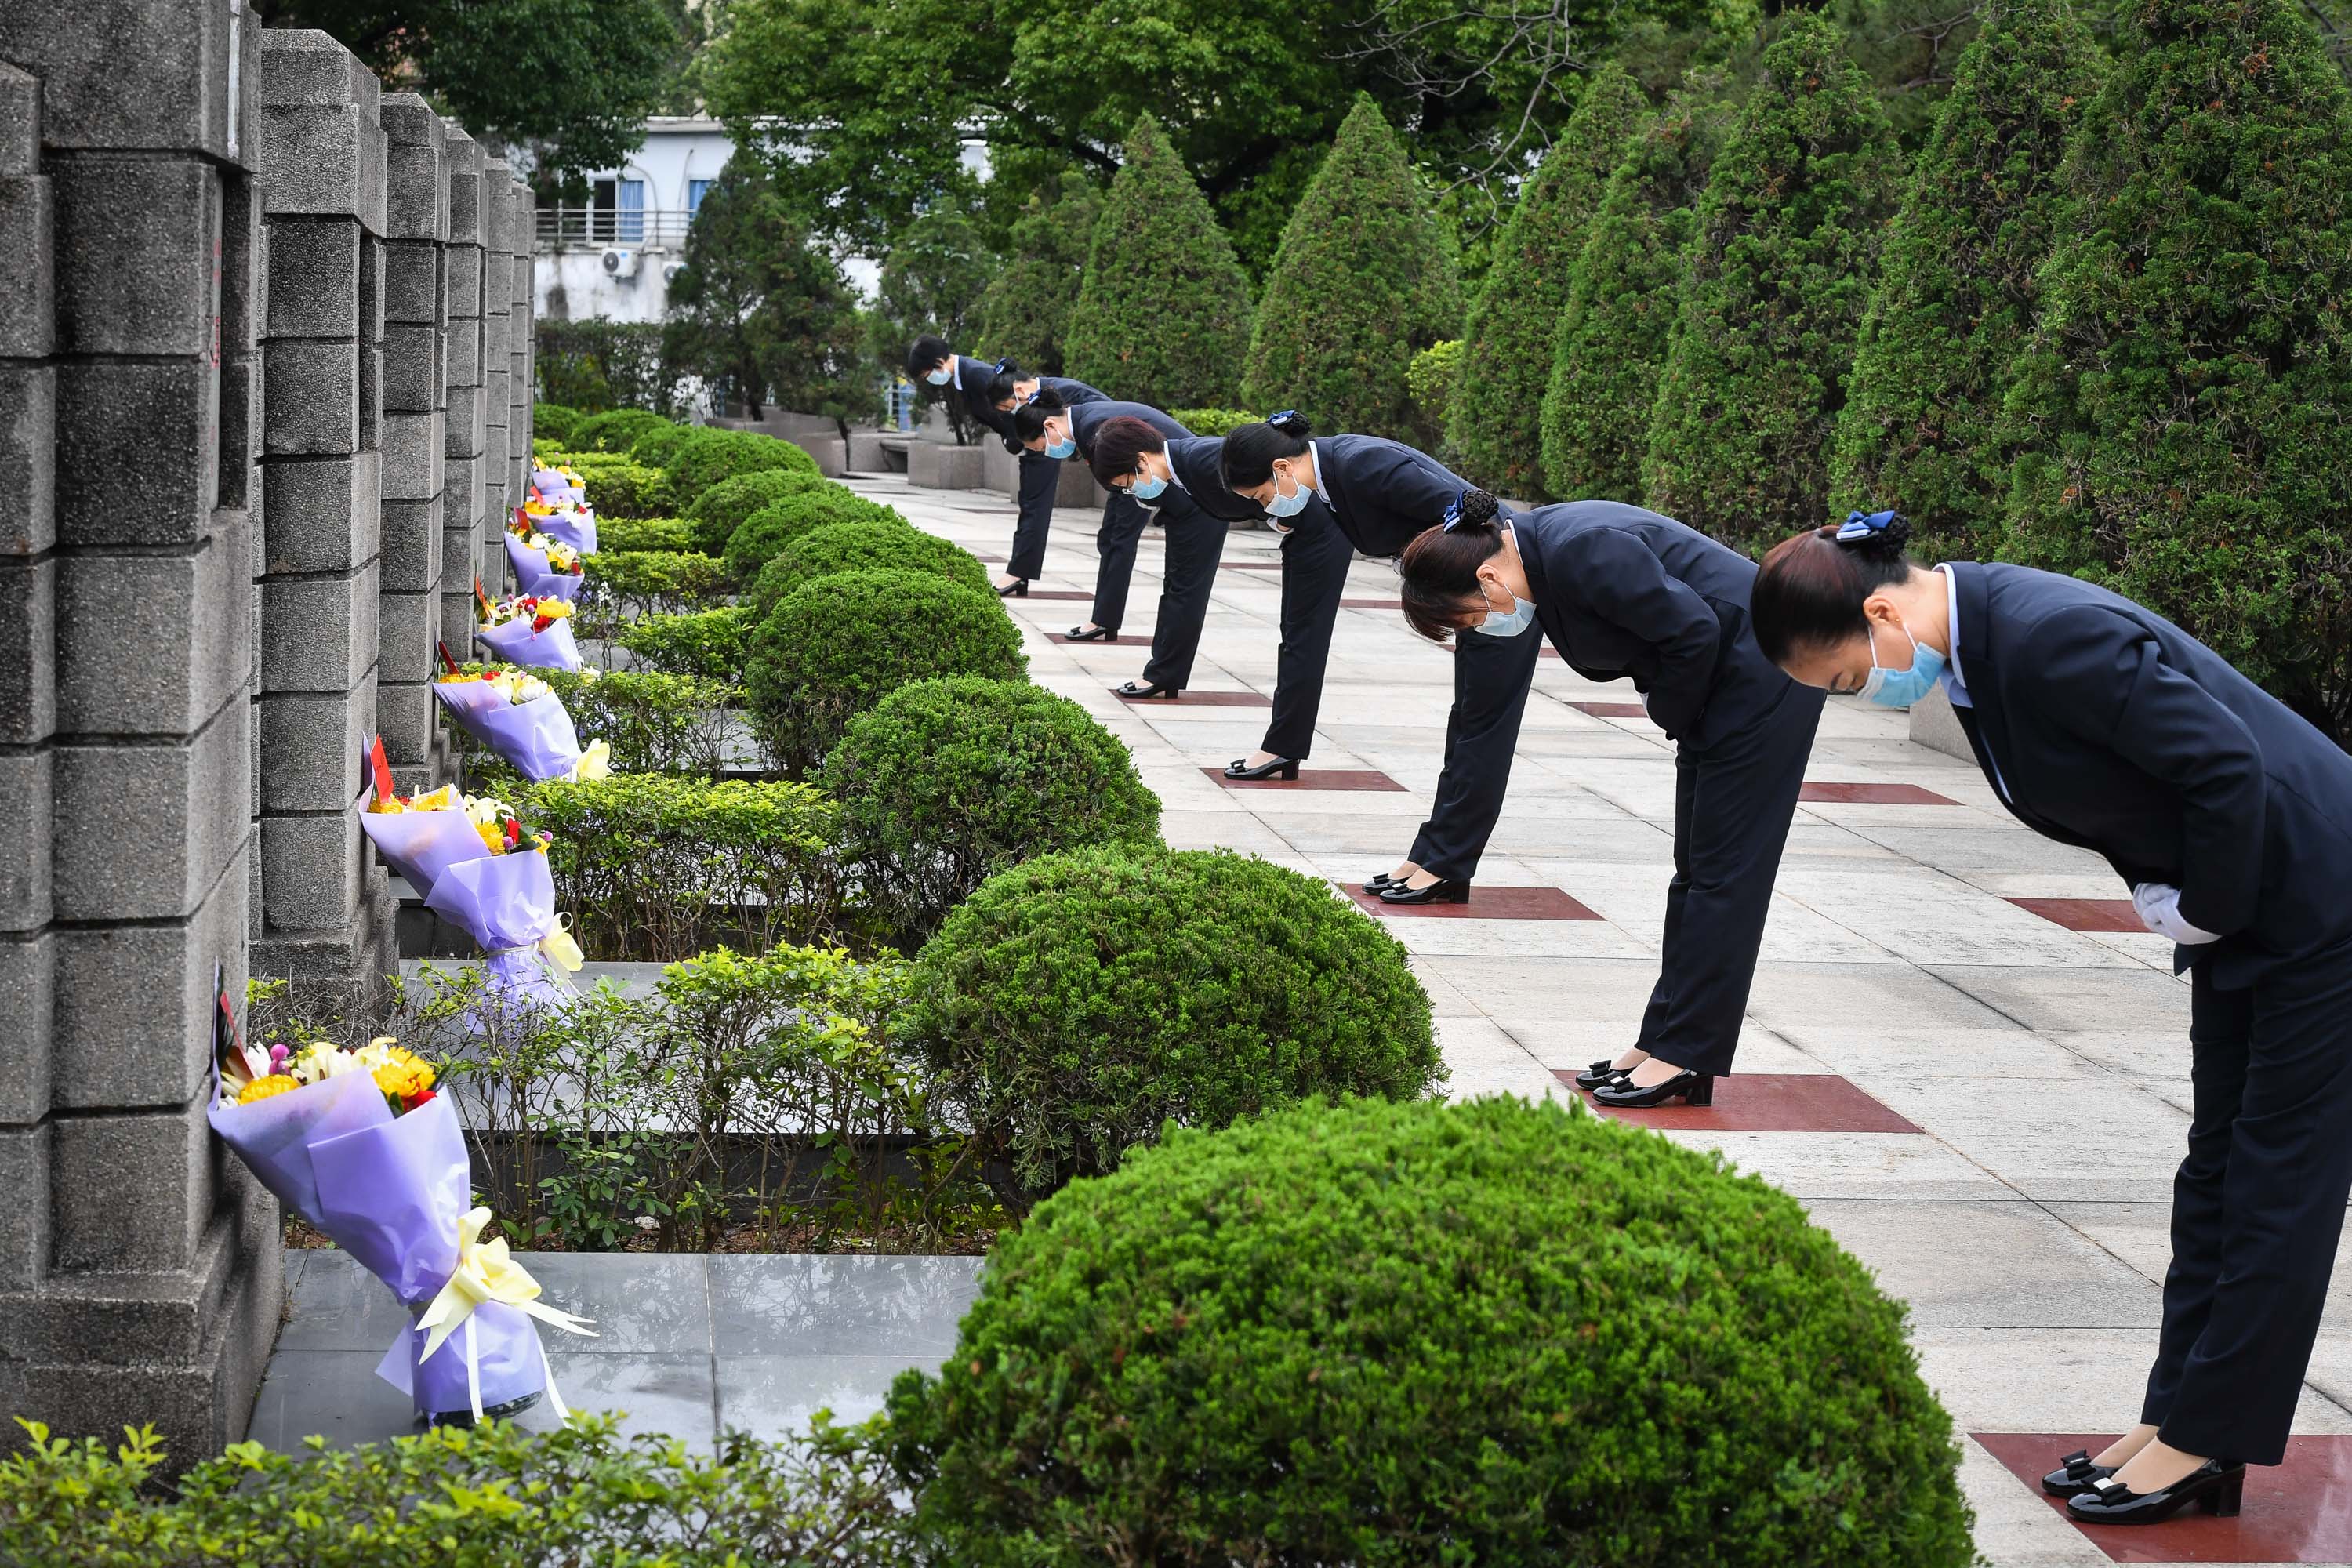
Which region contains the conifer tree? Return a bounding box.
[976,173,1102,376]
[1540,74,1734,503]
[1642,14,1904,556]
[1446,63,1649,496]
[1830,0,2099,560]
[2005,0,2352,742]
[1064,115,1254,409]
[1243,96,1464,443]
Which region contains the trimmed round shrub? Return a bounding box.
[684,465,831,556]
[902,845,1439,1200]
[532,403,584,446]
[665,426,818,506]
[886,1094,1976,1566]
[723,485,903,583]
[626,419,701,471]
[745,570,1025,776]
[749,520,986,622]
[822,678,1161,942]
[572,408,671,453]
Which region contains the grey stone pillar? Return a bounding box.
[479,158,514,589]
[507,180,536,503]
[440,125,490,644]
[250,28,394,1000]
[378,93,447,790]
[0,0,283,1463]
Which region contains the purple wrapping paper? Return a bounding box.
[532,467,584,505]
[465,691,583,782]
[505,532,588,591]
[423,851,575,1013]
[431,677,510,724]
[519,568,584,603]
[474,614,582,672]
[530,512,597,554]
[360,808,492,896]
[209,1082,550,1415]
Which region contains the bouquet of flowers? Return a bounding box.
[422,840,585,1014]
[356,738,501,895]
[519,488,597,555]
[504,529,586,601]
[431,657,611,783]
[472,581,583,672]
[207,985,595,1425]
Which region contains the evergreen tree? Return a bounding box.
[871,208,1000,442]
[1642,14,1905,556]
[1446,64,1650,496]
[1541,74,1735,503]
[1830,0,2100,561]
[2005,0,2352,742]
[1243,96,1465,443]
[1063,115,1254,409]
[976,172,1103,376]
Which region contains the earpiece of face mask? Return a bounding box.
[924,366,952,386]
[1131,470,1168,502]
[1858,621,1945,708]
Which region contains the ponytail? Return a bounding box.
[1220,409,1313,488]
[1010,389,1067,445]
[1750,510,1918,666]
[1397,488,1505,642]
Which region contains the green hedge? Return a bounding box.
[1165,408,1256,438]
[568,460,675,521]
[539,668,736,777]
[822,678,1161,944]
[572,408,673,454]
[887,1095,1975,1565]
[902,846,1439,1200]
[685,466,832,557]
[618,607,755,687]
[581,550,731,633]
[521,774,837,960]
[0,1414,910,1565]
[723,486,904,584]
[532,403,585,447]
[746,570,1025,777]
[749,521,986,622]
[666,427,818,507]
[590,515,693,554]
[626,420,702,471]
[1406,341,1461,456]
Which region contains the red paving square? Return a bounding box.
[1024,589,1097,601]
[1800,782,1961,805]
[1047,633,1155,647]
[1340,597,1402,611]
[1570,702,1649,719]
[2011,897,2144,933]
[1976,1432,2352,1563]
[1338,884,1599,920]
[974,552,1006,563]
[1118,690,1271,707]
[1228,561,1284,572]
[1200,766,1406,793]
[1538,647,1562,660]
[1560,1073,1921,1134]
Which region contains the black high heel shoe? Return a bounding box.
[1363,870,1403,893]
[1065,623,1118,641]
[2067,1459,2244,1525]
[2041,1450,2115,1499]
[1573,1058,1635,1091]
[1113,680,1178,699]
[1380,878,1469,906]
[1590,1069,1713,1108]
[1225,756,1301,782]
[996,579,1029,598]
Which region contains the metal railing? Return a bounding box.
[535,205,695,251]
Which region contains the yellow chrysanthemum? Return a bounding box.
[475,821,506,855]
[237,1074,299,1105]
[372,1054,435,1101]
[367,796,407,815]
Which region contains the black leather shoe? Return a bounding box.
[2067,1459,2244,1524]
[1113,680,1178,699]
[1065,623,1118,641]
[996,579,1029,598]
[2041,1449,2114,1499]
[1573,1057,1634,1091]
[1380,878,1469,905]
[1591,1069,1713,1108]
[1225,756,1301,782]
[1363,870,1403,893]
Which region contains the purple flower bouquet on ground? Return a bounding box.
[528,510,597,555]
[423,848,583,1015]
[474,608,582,672]
[430,671,609,783]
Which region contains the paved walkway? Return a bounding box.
[873,473,2352,1568]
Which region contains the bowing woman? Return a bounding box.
[1396,492,1824,1103]
[1218,412,1544,906]
[1082,415,1240,699]
[1749,514,2352,1529]
[903,336,1058,598]
[1008,392,1187,650]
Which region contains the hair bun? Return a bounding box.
[1268,409,1312,437]
[1833,509,1912,555]
[1442,487,1501,533]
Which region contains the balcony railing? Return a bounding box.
[536,205,695,252]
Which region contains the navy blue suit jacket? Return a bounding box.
[1947,562,2352,982]
[1167,438,1269,524]
[1515,501,1791,749]
[1312,435,1472,557]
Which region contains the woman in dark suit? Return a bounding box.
[1396,491,1824,1101]
[904,337,1055,597]
[1216,412,1544,905]
[1749,513,2352,1528]
[1008,389,1175,648]
[1082,416,1243,700]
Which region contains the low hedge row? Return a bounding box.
[590,515,692,554]
[532,403,586,446]
[582,549,731,629]
[533,667,737,777]
[618,607,753,687]
[572,408,670,454]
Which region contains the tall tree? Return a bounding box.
[873,210,1004,443]
[1831,0,2099,560]
[2005,0,2352,742]
[252,0,687,194]
[976,174,1104,377]
[1541,73,1735,503]
[1642,14,1904,557]
[1446,63,1650,496]
[661,164,866,423]
[1243,97,1464,444]
[1063,116,1254,411]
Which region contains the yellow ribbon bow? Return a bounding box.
[567,739,612,783]
[538,914,584,973]
[416,1207,597,1369]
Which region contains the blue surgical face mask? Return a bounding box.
[1477,581,1537,638]
[924,365,952,387]
[1131,470,1168,503]
[1266,465,1312,519]
[1044,429,1076,460]
[1859,619,1945,708]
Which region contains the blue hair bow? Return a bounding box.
[1269,409,1299,425]
[1441,489,1468,532]
[1836,509,1904,542]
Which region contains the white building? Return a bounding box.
[535,115,735,324]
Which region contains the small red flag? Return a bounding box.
[474,577,494,621]
[437,640,460,675]
[367,735,397,804]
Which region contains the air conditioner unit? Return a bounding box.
[662,261,687,285]
[601,246,639,279]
